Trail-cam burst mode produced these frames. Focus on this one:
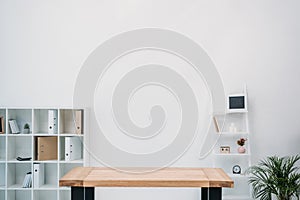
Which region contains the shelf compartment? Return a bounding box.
[215,137,249,155]
[7,109,32,134]
[34,136,58,161]
[0,190,5,200]
[214,113,248,133]
[7,190,32,200]
[0,109,6,134]
[59,136,83,161]
[33,109,58,135]
[7,136,32,161]
[34,190,57,200]
[33,163,58,189]
[213,156,250,175]
[59,109,83,135]
[7,163,32,189]
[0,163,5,188]
[0,136,6,161]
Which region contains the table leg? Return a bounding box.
[71,187,95,200]
[201,187,222,200]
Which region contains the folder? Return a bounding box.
[33,163,45,188]
[75,110,83,134]
[36,136,57,161]
[65,137,82,161]
[48,110,58,134]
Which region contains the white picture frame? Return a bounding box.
[227,93,248,113]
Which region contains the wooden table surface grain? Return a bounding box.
[59,167,234,188]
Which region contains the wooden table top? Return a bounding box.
[59,167,234,188]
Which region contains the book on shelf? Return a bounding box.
[65,136,82,161]
[33,163,45,188]
[9,119,20,134]
[22,172,32,188]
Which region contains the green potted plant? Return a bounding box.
[23,123,30,134]
[247,155,300,200]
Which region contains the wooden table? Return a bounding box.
[59,167,234,200]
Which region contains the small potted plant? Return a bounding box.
[23,123,30,134]
[237,138,247,153]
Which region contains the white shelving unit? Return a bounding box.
[0,108,85,200]
[212,91,252,200]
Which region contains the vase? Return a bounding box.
[238,146,246,153]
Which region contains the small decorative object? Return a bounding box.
[220,146,230,154]
[229,123,237,132]
[247,155,300,200]
[23,123,30,134]
[213,116,220,132]
[232,165,241,174]
[237,138,247,153]
[9,119,20,134]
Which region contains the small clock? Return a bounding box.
[232,165,241,174]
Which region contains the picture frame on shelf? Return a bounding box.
[227,93,247,113]
[0,117,4,133]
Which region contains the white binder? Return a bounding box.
[75,110,83,134]
[48,110,58,134]
[33,163,44,188]
[65,137,82,161]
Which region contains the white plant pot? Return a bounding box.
[23,128,29,134]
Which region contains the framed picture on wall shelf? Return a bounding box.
[0,117,4,133]
[227,93,248,113]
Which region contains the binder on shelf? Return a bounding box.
[48,110,58,134]
[9,119,20,134]
[75,110,83,134]
[65,137,82,161]
[36,136,58,161]
[33,163,45,188]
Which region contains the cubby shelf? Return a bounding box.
[0,108,85,200]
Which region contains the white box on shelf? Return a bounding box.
[48,110,58,134]
[33,163,44,188]
[65,137,82,161]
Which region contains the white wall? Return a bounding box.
[1,0,300,199]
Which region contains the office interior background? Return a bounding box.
[0,1,299,199]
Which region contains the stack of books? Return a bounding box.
[22,172,32,188]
